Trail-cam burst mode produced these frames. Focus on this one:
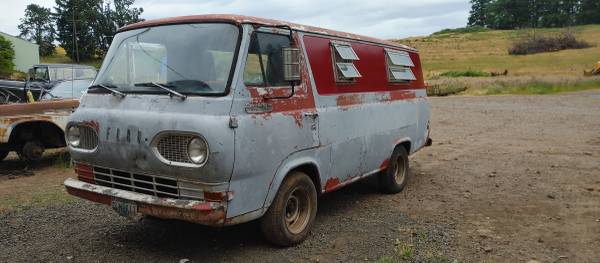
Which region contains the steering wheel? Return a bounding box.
[0,88,20,104]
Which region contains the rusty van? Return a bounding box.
[63,14,432,246]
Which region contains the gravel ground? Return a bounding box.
[1,90,599,262]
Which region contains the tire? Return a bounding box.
[18,141,45,162]
[0,149,8,161]
[379,146,410,194]
[260,171,318,247]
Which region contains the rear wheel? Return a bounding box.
[18,141,45,162]
[379,146,410,194]
[260,171,317,247]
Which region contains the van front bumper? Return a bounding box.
[64,178,226,226]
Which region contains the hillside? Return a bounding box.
[395,25,600,78]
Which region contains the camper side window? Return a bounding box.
[385,49,416,83]
[244,32,291,87]
[331,42,361,83]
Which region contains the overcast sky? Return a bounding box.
[0,0,470,39]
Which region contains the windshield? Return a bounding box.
[42,79,92,100]
[93,23,239,96]
[49,67,96,81]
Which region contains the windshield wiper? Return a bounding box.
[88,84,126,98]
[134,82,187,101]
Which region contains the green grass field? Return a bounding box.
[395,25,600,95]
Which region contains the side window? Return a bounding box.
[243,32,291,87]
[331,41,361,83]
[385,49,416,83]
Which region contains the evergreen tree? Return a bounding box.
[578,0,600,24]
[468,0,491,27]
[54,0,104,61]
[97,0,144,54]
[18,4,56,56]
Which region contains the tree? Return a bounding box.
[0,35,16,77]
[97,0,144,54]
[54,0,104,61]
[18,4,56,56]
[468,0,491,27]
[485,0,531,29]
[54,0,144,61]
[578,0,600,25]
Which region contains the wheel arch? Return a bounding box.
[7,120,66,148]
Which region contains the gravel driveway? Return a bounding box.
[1,91,599,262]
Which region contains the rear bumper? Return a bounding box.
[64,178,226,226]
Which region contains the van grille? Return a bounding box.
[79,126,98,150]
[156,134,194,164]
[92,166,202,200]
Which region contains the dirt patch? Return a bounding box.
[1,91,599,262]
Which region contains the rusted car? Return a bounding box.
[0,100,79,161]
[0,64,97,103]
[64,14,431,246]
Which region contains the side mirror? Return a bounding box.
[283,48,301,82]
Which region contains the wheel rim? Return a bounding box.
[393,156,407,185]
[284,187,311,234]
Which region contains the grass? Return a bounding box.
[432,26,491,35]
[0,152,76,214]
[395,24,600,96]
[41,47,103,69]
[468,78,600,95]
[397,24,600,78]
[428,76,600,96]
[439,70,490,78]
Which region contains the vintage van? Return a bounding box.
[64,14,432,246]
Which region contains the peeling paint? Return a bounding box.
[324,177,341,192]
[379,158,390,171]
[82,120,100,133]
[335,94,362,109]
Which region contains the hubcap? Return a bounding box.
[393,157,407,185]
[284,187,311,234]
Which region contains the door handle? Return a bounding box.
[302,112,319,118]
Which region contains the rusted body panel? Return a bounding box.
[0,100,78,144]
[118,14,415,52]
[65,15,431,226]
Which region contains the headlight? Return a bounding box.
[188,137,208,164]
[67,126,81,147]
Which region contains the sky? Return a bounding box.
[0,0,471,39]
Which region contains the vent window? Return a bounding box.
[385,49,416,82]
[332,43,359,60]
[331,41,361,82]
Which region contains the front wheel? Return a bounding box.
[260,171,318,247]
[18,141,45,162]
[379,146,410,194]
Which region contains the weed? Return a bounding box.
[432,26,491,35]
[439,70,490,78]
[509,31,592,55]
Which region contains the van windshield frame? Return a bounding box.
[90,22,242,97]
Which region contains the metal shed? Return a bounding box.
[0,31,40,72]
